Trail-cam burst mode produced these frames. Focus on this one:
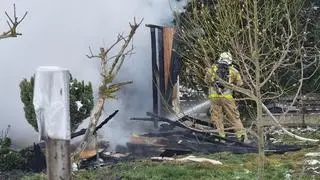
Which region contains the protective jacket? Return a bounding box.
[205,64,243,99]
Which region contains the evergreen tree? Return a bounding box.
[19,74,94,132]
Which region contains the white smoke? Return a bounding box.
[0,0,187,148]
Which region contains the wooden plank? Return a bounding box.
[163,27,175,90]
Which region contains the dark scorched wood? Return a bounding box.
[130,112,301,156]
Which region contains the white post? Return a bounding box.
[33,66,71,180]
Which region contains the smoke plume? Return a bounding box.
[0,0,187,148]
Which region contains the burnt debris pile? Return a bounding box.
[129,112,301,158]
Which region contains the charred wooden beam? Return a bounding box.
[145,112,221,137]
[180,115,214,127]
[160,148,192,157]
[146,112,213,133]
[26,110,118,152]
[149,27,159,128]
[142,130,192,138]
[130,117,154,121]
[131,117,177,131]
[145,112,259,147]
[71,110,119,138]
[145,24,164,29]
[71,129,87,139]
[146,112,186,129]
[135,131,258,155]
[141,112,299,153]
[158,28,165,115]
[95,110,119,132]
[184,131,257,149]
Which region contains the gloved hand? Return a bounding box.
[214,81,223,94]
[215,81,225,89]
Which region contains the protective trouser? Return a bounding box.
[210,97,245,140]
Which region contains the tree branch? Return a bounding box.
[0,4,27,40]
[72,18,143,163]
[109,18,143,76]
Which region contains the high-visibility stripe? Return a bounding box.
[207,64,242,100]
[208,93,234,100]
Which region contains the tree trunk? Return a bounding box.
[256,100,265,180]
[72,97,105,161]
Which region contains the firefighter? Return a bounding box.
[205,52,245,141]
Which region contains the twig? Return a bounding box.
[0,4,28,40]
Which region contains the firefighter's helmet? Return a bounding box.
[218,52,232,65]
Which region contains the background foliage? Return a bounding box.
[19,74,94,132]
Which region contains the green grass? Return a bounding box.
[19,148,319,180]
[10,129,320,180]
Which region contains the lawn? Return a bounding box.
[18,147,319,180]
[4,127,320,180]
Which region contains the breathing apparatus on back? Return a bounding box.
[215,52,232,94]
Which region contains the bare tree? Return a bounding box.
[175,0,319,178]
[72,18,143,162]
[0,4,27,40]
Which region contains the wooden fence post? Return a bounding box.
[46,138,71,180]
[33,66,71,180]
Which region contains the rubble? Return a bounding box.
[78,150,134,170]
[16,110,118,172]
[131,110,301,157]
[79,149,104,160]
[176,155,223,165]
[304,157,320,176]
[266,125,320,145]
[151,155,223,165]
[305,152,320,157]
[305,159,320,166]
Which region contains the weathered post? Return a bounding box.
[33,66,71,180]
